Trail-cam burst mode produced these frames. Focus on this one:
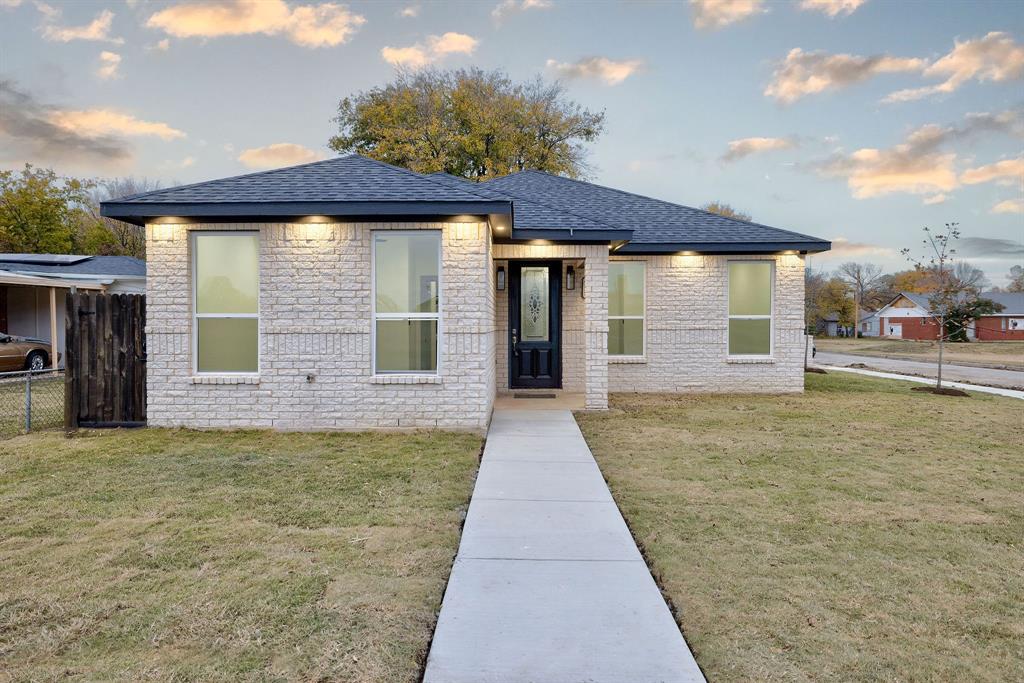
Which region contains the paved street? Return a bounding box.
[814,352,1024,390]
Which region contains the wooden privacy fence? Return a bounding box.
[64,291,146,430]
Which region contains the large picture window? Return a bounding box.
[728,261,773,356]
[193,232,259,373]
[608,261,645,356]
[374,231,441,373]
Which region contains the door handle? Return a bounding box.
[512,328,519,356]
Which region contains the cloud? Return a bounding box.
[237,143,325,169]
[819,237,894,259]
[884,32,1024,102]
[146,0,365,48]
[991,199,1024,215]
[960,157,1024,186]
[96,51,122,80]
[32,0,59,21]
[923,193,948,205]
[798,0,867,17]
[721,136,797,162]
[765,47,924,103]
[957,237,1024,256]
[399,5,419,17]
[492,0,551,22]
[0,80,132,168]
[1,0,23,8]
[690,0,765,30]
[148,38,170,51]
[428,32,478,55]
[381,32,478,68]
[41,8,124,44]
[545,57,644,85]
[45,109,185,141]
[813,109,1024,199]
[160,155,196,170]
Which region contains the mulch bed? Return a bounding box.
[911,386,970,397]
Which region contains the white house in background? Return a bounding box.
[859,310,880,337]
[0,254,146,368]
[101,154,830,431]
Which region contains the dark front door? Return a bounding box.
[509,261,561,389]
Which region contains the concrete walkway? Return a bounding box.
[821,364,1024,400]
[423,408,705,683]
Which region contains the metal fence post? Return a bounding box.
[25,371,32,433]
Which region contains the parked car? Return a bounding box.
[0,334,58,371]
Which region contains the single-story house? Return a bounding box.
[101,154,830,430]
[816,312,842,338]
[0,254,146,368]
[859,310,880,337]
[975,291,1024,341]
[876,292,941,340]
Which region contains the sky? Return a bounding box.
[1,0,1022,287]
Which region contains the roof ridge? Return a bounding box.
[500,169,825,244]
[476,172,628,233]
[352,155,495,202]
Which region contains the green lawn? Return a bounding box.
[0,428,481,682]
[577,373,1024,682]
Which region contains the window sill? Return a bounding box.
[371,374,442,385]
[191,375,260,385]
[609,356,647,364]
[726,357,775,364]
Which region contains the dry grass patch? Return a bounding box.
[0,428,481,682]
[576,373,1024,682]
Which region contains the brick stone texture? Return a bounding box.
[148,222,805,430]
[146,221,495,431]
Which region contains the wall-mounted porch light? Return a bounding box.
[496,265,506,291]
[565,265,576,291]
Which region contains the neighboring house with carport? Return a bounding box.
[0,254,146,369]
[974,291,1024,341]
[876,292,941,340]
[101,154,830,431]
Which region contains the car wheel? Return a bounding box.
[27,351,46,371]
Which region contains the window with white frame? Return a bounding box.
[193,232,259,373]
[728,261,773,356]
[608,261,645,356]
[373,231,441,373]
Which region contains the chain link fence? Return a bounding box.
[0,370,65,439]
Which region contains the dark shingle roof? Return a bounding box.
[0,255,145,277]
[483,170,829,251]
[119,155,487,204]
[982,291,1024,315]
[102,154,828,252]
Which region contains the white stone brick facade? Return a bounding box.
[146,221,495,431]
[607,253,807,394]
[147,222,805,431]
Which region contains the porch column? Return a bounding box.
[583,248,609,410]
[48,286,57,370]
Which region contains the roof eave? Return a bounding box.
[100,200,513,226]
[615,240,831,254]
[503,228,634,243]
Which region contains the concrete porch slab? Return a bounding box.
[459,498,642,561]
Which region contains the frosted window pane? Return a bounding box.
[609,319,643,356]
[196,234,259,314]
[375,233,440,313]
[520,267,549,342]
[197,318,258,372]
[728,262,771,316]
[376,320,438,372]
[729,318,771,355]
[609,262,644,316]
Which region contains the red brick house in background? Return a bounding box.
[875,291,1024,341]
[875,293,941,340]
[974,292,1024,341]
